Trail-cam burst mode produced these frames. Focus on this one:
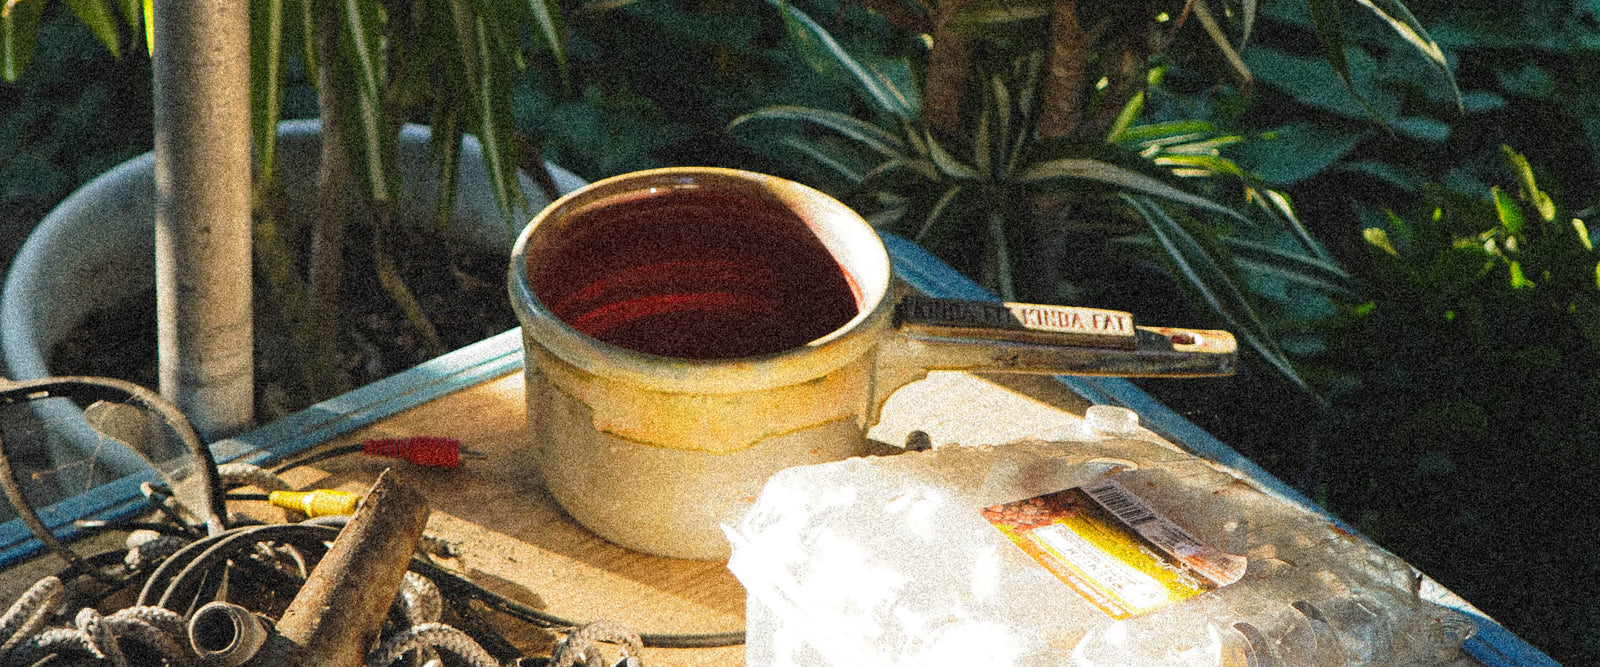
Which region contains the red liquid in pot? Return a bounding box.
[528,188,861,359]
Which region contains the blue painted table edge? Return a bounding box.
[0,233,1556,666]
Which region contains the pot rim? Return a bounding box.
[508,167,894,395]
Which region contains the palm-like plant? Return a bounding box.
[3,0,564,398]
[732,0,1453,391]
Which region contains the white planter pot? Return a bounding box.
[0,119,584,477]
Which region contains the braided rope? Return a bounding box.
[365,622,500,667]
[217,463,293,492]
[0,585,191,667]
[400,571,444,625]
[124,534,193,572]
[551,619,644,667]
[5,627,101,666]
[0,576,63,661]
[75,608,129,667]
[218,462,306,522]
[107,606,191,666]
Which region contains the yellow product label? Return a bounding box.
[981,477,1246,619]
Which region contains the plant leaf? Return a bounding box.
[1304,0,1382,124]
[779,134,867,183]
[1154,154,1249,179]
[1260,189,1338,263]
[116,0,137,30]
[475,14,524,226]
[925,131,977,180]
[1191,0,1250,89]
[1125,194,1310,392]
[1493,186,1524,236]
[1,0,45,81]
[1105,91,1145,144]
[1240,0,1256,48]
[251,0,287,185]
[945,0,1049,29]
[1022,157,1244,220]
[916,185,964,241]
[987,209,1015,300]
[430,102,465,234]
[1115,119,1217,146]
[1501,145,1554,222]
[1221,236,1356,296]
[989,75,1017,175]
[729,106,907,159]
[336,0,392,201]
[63,0,122,57]
[771,0,916,119]
[974,96,991,179]
[1363,227,1398,256]
[522,0,567,85]
[1353,0,1461,111]
[374,225,446,356]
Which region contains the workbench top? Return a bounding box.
[0,233,1555,666]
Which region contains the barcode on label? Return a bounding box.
[1086,481,1157,526]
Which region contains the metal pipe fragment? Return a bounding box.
[189,602,269,666]
[250,469,430,666]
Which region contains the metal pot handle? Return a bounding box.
[871,293,1236,422]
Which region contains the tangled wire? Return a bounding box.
[0,462,741,667]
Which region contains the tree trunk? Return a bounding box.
[1037,0,1087,141]
[925,0,982,136]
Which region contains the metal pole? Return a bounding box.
[151,0,254,438]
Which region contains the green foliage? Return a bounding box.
[1311,147,1600,662]
[1228,0,1600,251]
[505,0,903,181]
[731,1,1373,391]
[0,4,149,215]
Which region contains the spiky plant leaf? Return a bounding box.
[771,0,917,120]
[522,0,567,84]
[1125,194,1310,393]
[63,0,122,57]
[334,0,391,202]
[925,131,978,180]
[1191,0,1250,88]
[1353,0,1460,110]
[729,106,908,159]
[1220,236,1356,296]
[1022,157,1244,220]
[470,13,524,227]
[0,0,45,82]
[251,0,287,184]
[429,101,465,235]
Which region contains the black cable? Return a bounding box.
[136,523,335,608]
[0,376,226,533]
[445,596,526,663]
[159,525,334,612]
[71,519,194,537]
[270,443,365,474]
[138,482,207,536]
[406,554,746,648]
[0,428,104,582]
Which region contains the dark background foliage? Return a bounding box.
[4,0,1599,663]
